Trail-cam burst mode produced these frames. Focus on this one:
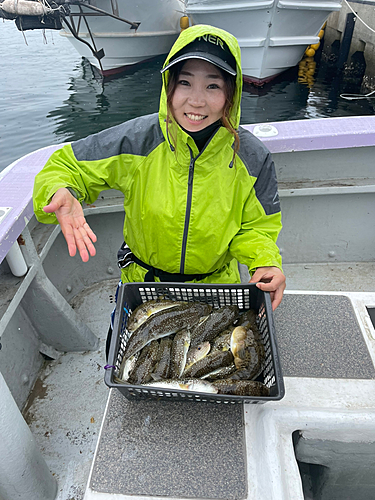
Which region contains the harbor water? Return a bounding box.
[1,20,375,173]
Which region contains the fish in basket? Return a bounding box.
[104,283,285,404]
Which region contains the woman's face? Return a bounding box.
[171,59,226,132]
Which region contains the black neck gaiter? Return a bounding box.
[181,120,222,152]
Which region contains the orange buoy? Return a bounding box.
[180,16,189,31]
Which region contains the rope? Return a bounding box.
[343,0,375,34]
[340,89,375,100]
[37,0,65,14]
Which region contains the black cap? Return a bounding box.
[161,34,237,76]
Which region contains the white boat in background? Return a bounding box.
[1,0,342,81]
[0,0,184,76]
[185,0,343,84]
[60,0,183,76]
[60,0,343,81]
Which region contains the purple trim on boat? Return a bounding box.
[243,116,375,153]
[0,145,62,264]
[1,116,375,264]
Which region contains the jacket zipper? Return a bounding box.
[179,128,222,274]
[180,144,195,274]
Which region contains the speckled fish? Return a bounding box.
[213,379,270,396]
[151,337,172,381]
[237,309,259,332]
[169,329,191,378]
[183,350,234,379]
[127,343,152,383]
[184,341,211,372]
[230,325,265,379]
[210,329,233,353]
[128,340,161,385]
[200,364,237,381]
[228,368,257,381]
[127,299,181,333]
[118,351,140,381]
[190,305,240,348]
[123,301,212,361]
[144,378,218,393]
[114,376,128,385]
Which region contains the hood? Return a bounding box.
[159,24,242,143]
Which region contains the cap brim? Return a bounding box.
[161,51,237,76]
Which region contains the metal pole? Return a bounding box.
[0,373,57,500]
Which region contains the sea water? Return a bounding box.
[1,20,374,172]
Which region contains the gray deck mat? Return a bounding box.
[90,391,247,498]
[274,294,375,379]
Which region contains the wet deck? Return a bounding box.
[83,289,375,499]
[15,263,375,500]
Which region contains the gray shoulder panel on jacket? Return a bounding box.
[72,113,165,161]
[237,126,281,215]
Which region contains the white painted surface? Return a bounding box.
[23,280,115,500]
[1,115,375,499]
[58,0,343,78]
[0,372,57,500]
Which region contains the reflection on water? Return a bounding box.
[1,19,374,172]
[49,54,375,148]
[241,42,374,123]
[48,57,164,142]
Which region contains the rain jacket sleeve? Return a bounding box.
[228,130,283,274]
[33,123,137,225]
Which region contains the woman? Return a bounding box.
[33,24,286,311]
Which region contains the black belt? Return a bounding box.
[117,242,216,283]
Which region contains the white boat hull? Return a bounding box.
[185,0,343,83]
[61,0,182,75]
[61,0,342,81]
[62,30,180,74]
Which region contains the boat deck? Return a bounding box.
[2,116,375,499]
[21,272,375,500]
[22,279,116,500]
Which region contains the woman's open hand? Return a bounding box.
[249,266,286,310]
[43,187,97,262]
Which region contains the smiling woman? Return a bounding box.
[32,24,286,358]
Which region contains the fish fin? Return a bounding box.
[234,344,246,359]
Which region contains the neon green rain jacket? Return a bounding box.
[33,24,282,284]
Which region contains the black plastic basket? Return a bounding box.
[105,282,285,404]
